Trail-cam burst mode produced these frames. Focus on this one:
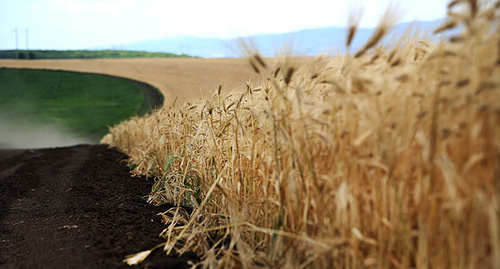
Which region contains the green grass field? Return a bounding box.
[0,50,193,59]
[0,68,162,144]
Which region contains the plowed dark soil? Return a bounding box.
[0,144,196,269]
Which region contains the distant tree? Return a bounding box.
[29,51,35,59]
[18,52,25,59]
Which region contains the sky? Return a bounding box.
[0,0,448,50]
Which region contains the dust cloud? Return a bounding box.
[0,117,92,149]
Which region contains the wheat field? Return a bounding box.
[4,1,500,268]
[104,2,500,268]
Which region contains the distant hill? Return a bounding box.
[123,19,453,58]
[0,50,193,60]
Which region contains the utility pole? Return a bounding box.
[15,27,19,59]
[25,28,29,59]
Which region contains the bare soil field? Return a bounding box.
[0,145,196,268]
[0,58,262,107]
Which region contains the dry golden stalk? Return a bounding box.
[356,4,401,58]
[387,49,397,63]
[448,0,465,9]
[390,58,401,67]
[274,67,281,78]
[346,26,357,48]
[479,7,497,20]
[354,5,398,58]
[249,59,260,74]
[253,53,267,69]
[355,27,387,58]
[346,8,363,48]
[433,19,458,34]
[284,66,295,85]
[449,35,465,43]
[468,0,478,17]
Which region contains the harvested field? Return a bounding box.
[0,58,263,107]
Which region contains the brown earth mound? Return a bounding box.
[0,144,196,268]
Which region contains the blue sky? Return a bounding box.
[0,0,448,50]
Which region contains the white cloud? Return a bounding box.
[136,0,348,38]
[41,0,134,14]
[0,0,448,49]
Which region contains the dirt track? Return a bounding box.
[0,144,195,268]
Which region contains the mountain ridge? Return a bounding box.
[113,19,450,58]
